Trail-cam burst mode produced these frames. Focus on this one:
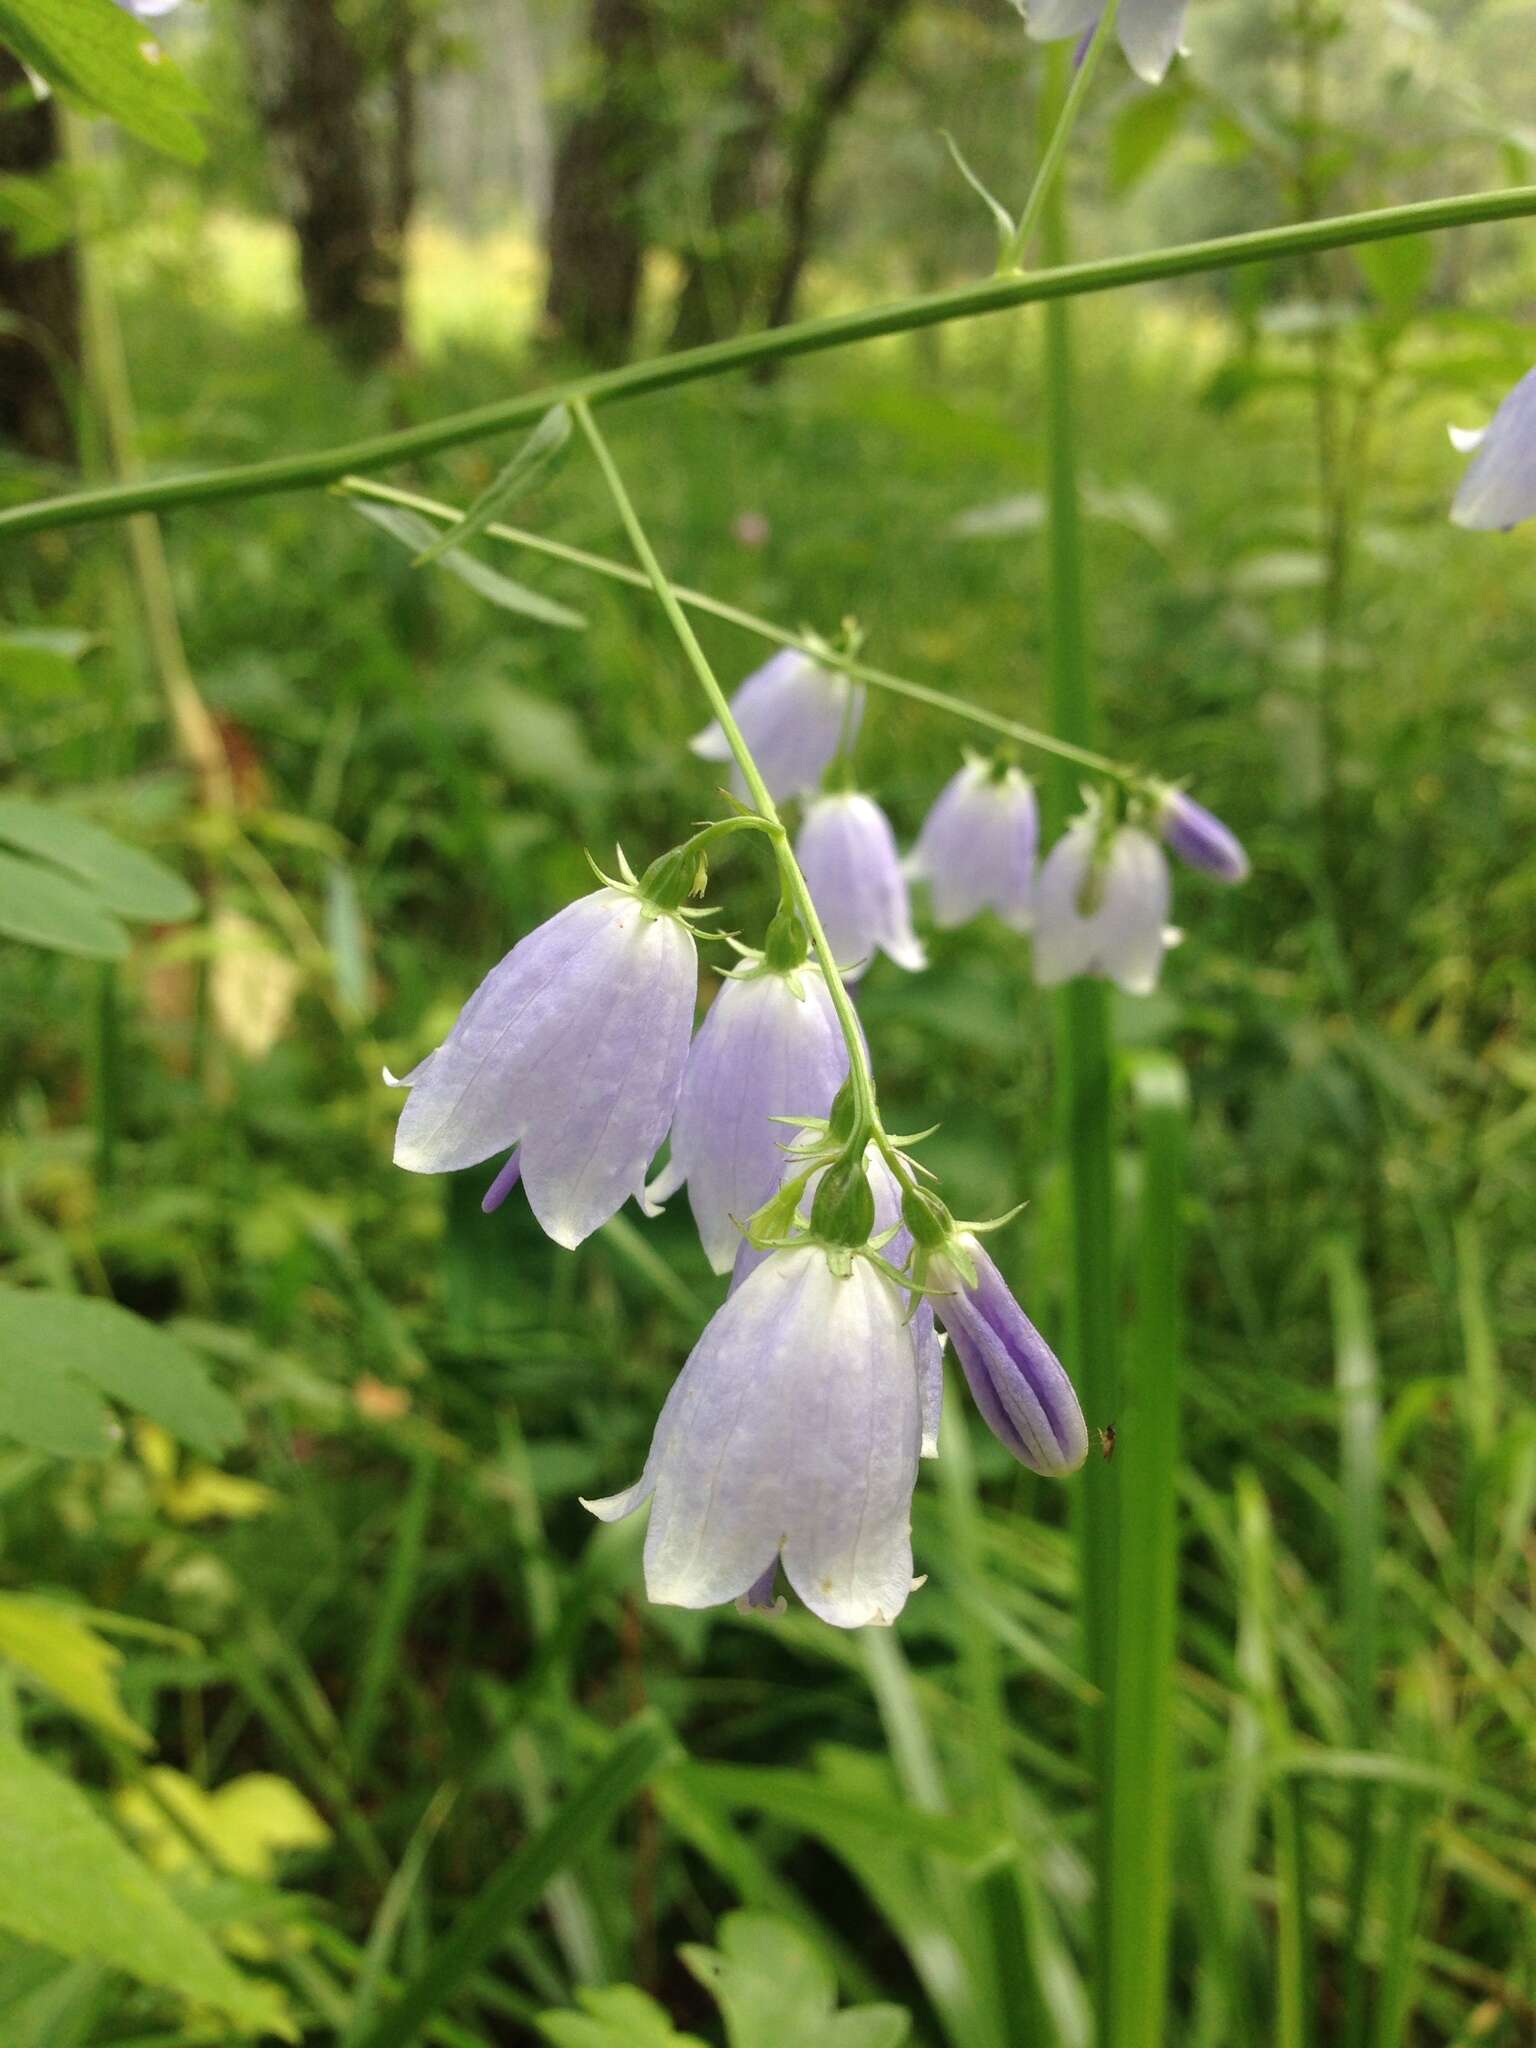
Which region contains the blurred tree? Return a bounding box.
[542,0,660,363]
[0,53,78,461]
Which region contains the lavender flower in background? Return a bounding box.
[690,649,864,802]
[584,1245,923,1627]
[1013,0,1188,85]
[796,792,926,982]
[1154,785,1250,883]
[112,0,181,15]
[389,881,697,1249]
[926,1234,1088,1475]
[733,1132,945,1459]
[1033,812,1171,995]
[906,757,1038,930]
[646,956,851,1274]
[1449,367,1536,531]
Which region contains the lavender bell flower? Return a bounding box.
[112,0,181,15]
[1015,0,1188,85]
[906,757,1038,931]
[1033,814,1171,996]
[927,1235,1087,1475]
[796,792,926,982]
[733,1134,945,1460]
[646,956,851,1274]
[1449,368,1536,531]
[690,650,865,803]
[1154,785,1250,884]
[584,1245,923,1627]
[389,881,697,1249]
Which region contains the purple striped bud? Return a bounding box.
[928,1236,1087,1476]
[1155,786,1250,884]
[796,792,926,983]
[1450,367,1536,532]
[906,758,1038,931]
[690,650,864,803]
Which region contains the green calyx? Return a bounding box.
[762,903,810,974]
[638,844,707,913]
[809,1151,877,1250]
[900,1185,954,1251]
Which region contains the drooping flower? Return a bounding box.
[584,1244,923,1627]
[732,1132,945,1459]
[796,792,926,982]
[112,0,181,15]
[906,757,1038,930]
[1153,785,1250,884]
[1013,0,1188,86]
[1032,813,1170,995]
[926,1234,1087,1475]
[1449,368,1536,531]
[389,880,697,1249]
[690,650,864,803]
[646,955,851,1274]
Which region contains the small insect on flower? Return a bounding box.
[1033,809,1171,996]
[691,649,864,803]
[1098,1424,1117,1461]
[1449,367,1536,532]
[796,791,926,983]
[646,949,851,1274]
[1153,785,1250,885]
[388,871,698,1250]
[1012,0,1189,86]
[584,1244,925,1628]
[906,756,1039,931]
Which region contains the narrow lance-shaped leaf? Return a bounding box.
[352,500,585,630]
[413,404,572,567]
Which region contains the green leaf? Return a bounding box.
[0,1735,289,2036]
[0,634,87,695]
[0,798,197,923]
[0,1288,244,1460]
[680,1914,909,2048]
[539,1983,707,2048]
[0,849,129,959]
[1109,87,1187,194]
[0,1594,152,1750]
[353,501,585,629]
[0,0,204,162]
[1355,233,1434,321]
[413,404,571,567]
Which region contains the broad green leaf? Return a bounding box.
[0,0,204,162]
[680,1914,908,2048]
[0,849,129,959]
[1109,86,1187,194]
[539,1983,706,2048]
[0,1288,244,1460]
[0,634,86,695]
[0,1736,289,2036]
[116,1768,330,1881]
[353,501,585,629]
[0,1594,152,1750]
[413,404,571,567]
[0,798,198,922]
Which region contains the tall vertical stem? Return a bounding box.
[1038,46,1121,2045]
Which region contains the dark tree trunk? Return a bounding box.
[758,0,912,353]
[542,0,658,364]
[668,21,778,350]
[0,53,79,462]
[254,0,402,366]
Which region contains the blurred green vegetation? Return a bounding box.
[1,1,1534,2042]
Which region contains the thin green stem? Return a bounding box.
[337,476,1130,783]
[6,185,1535,537]
[1003,0,1122,269]
[570,399,881,1144]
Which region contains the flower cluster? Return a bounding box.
[390,642,1248,1629]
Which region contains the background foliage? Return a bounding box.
[0,1,1532,2044]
